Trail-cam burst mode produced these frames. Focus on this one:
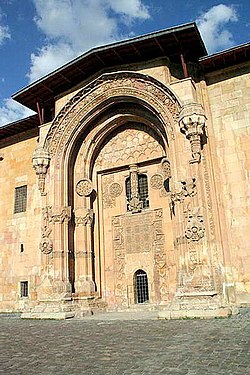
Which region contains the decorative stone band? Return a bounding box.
[179,103,207,163]
[74,208,94,226]
[32,147,50,195]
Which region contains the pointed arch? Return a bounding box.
[44,71,181,169]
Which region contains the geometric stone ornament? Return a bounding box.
[150,173,164,190]
[76,178,93,197]
[109,182,123,198]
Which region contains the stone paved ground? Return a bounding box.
[0,309,249,375]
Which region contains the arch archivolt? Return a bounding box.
[44,71,181,167]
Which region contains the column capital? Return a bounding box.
[179,103,207,163]
[32,147,50,195]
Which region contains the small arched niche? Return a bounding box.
[134,269,149,304]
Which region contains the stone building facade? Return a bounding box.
[0,23,249,318]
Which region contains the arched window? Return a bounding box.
[134,269,149,304]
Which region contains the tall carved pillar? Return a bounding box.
[39,206,72,296]
[159,102,232,318]
[74,208,95,297]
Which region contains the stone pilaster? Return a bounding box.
[74,208,95,296]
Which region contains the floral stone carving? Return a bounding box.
[109,182,123,198]
[150,174,164,190]
[39,225,53,254]
[76,178,93,197]
[185,207,205,242]
[179,103,206,163]
[32,147,50,195]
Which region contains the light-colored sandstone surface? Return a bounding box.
[0,57,249,317]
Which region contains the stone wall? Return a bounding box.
[0,131,41,311]
[206,63,250,303]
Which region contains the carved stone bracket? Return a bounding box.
[179,103,206,163]
[74,208,93,226]
[185,207,205,242]
[32,147,50,195]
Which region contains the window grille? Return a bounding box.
[125,177,132,207]
[14,185,27,213]
[134,269,149,304]
[138,174,149,208]
[20,281,28,298]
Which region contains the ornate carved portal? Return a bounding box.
[37,71,224,315]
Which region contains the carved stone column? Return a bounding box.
[127,164,143,213]
[74,208,95,297]
[32,147,50,195]
[36,206,72,304]
[179,103,206,163]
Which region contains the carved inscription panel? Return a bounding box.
[124,212,153,253]
[112,210,165,255]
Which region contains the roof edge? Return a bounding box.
[12,22,204,100]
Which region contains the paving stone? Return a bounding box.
[0,311,249,374]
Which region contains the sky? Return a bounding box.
[0,0,249,127]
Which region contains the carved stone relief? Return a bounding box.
[45,72,179,164]
[39,206,71,254]
[179,103,206,163]
[40,207,53,255]
[171,178,197,203]
[47,206,71,223]
[150,174,164,190]
[112,208,167,303]
[40,225,53,255]
[109,182,123,198]
[161,158,171,179]
[185,207,205,242]
[32,147,50,195]
[76,178,93,197]
[102,175,116,209]
[95,128,164,170]
[74,208,93,226]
